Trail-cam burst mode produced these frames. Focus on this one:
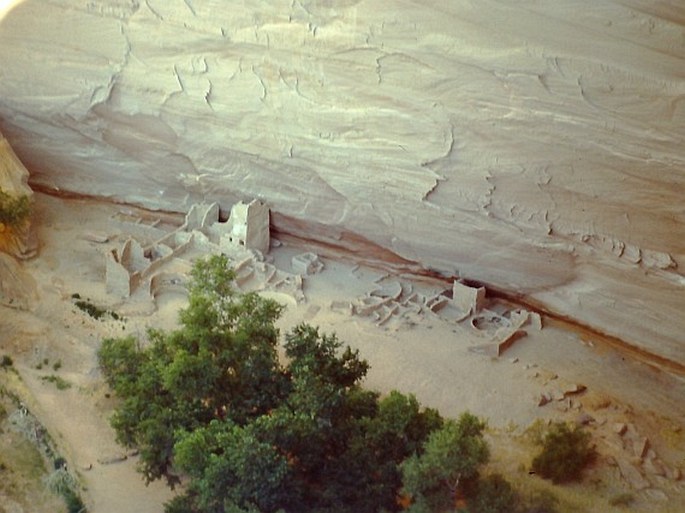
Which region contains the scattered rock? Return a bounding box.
[576,413,595,425]
[82,231,110,243]
[643,454,667,477]
[616,457,650,490]
[613,422,628,436]
[552,389,566,401]
[666,466,682,481]
[634,437,650,459]
[509,357,519,364]
[563,383,587,396]
[537,393,551,407]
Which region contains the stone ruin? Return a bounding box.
[184,199,270,255]
[105,199,303,308]
[291,252,324,276]
[103,197,540,356]
[221,200,270,255]
[468,308,542,357]
[341,275,541,356]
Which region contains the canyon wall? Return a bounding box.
[0,130,35,258]
[0,1,683,363]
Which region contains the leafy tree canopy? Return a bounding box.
[400,412,489,513]
[98,255,287,485]
[98,255,488,513]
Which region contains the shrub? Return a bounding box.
[40,375,72,390]
[62,487,87,513]
[469,473,518,513]
[73,297,122,322]
[531,422,595,483]
[0,190,30,228]
[74,300,107,320]
[1,355,13,368]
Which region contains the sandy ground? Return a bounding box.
[1,193,684,513]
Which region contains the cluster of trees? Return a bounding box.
[98,255,593,513]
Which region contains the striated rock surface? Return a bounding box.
[0,1,683,362]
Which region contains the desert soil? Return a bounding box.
[1,192,684,513]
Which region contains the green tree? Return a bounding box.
[99,256,446,513]
[256,324,385,512]
[355,391,443,510]
[98,254,287,485]
[400,412,489,512]
[531,422,595,483]
[174,420,290,513]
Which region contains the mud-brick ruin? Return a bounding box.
[105,199,303,308]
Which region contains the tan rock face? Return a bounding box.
[0,1,683,362]
[0,131,36,258]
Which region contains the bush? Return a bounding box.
[40,375,72,390]
[74,300,107,320]
[1,355,13,368]
[531,422,595,483]
[0,190,30,228]
[469,474,518,513]
[62,487,87,513]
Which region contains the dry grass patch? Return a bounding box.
[0,375,66,513]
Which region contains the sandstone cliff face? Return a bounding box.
[0,1,683,362]
[0,130,37,309]
[0,130,35,259]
